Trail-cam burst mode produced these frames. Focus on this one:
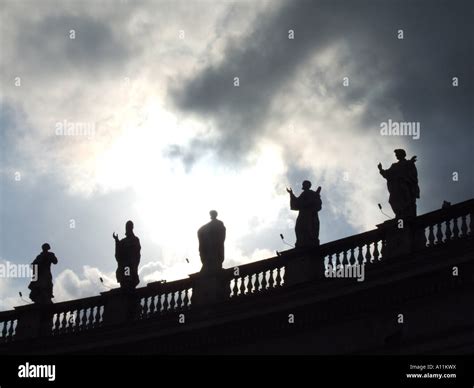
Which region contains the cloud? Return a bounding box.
[53,266,116,301]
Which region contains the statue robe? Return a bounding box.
[198,219,226,272]
[28,251,58,304]
[290,189,322,248]
[380,159,420,218]
[115,234,141,289]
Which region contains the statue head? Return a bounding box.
[302,180,312,190]
[394,149,406,160]
[209,210,218,220]
[41,243,51,252]
[125,220,134,236]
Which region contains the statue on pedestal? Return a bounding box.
[198,210,226,273]
[28,243,58,304]
[287,180,322,248]
[113,220,141,290]
[378,149,420,219]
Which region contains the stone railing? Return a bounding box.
[226,255,286,299]
[320,228,385,270]
[415,199,473,248]
[50,295,105,335]
[0,310,17,344]
[0,198,472,345]
[136,277,193,320]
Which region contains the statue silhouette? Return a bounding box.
[378,149,420,219]
[113,221,141,290]
[198,210,226,273]
[287,180,322,248]
[28,243,58,304]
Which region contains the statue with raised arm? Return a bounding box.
[198,210,226,273]
[378,149,420,219]
[113,220,141,290]
[287,180,322,248]
[28,243,58,304]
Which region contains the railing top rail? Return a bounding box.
[0,309,19,321]
[222,253,288,277]
[415,198,474,227]
[318,228,383,255]
[139,276,193,296]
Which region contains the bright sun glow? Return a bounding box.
[94,99,288,280]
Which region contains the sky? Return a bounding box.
[0,0,472,310]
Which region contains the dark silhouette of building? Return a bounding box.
[0,199,472,354]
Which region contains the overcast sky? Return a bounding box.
[1,0,472,310]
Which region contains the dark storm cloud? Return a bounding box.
[170,0,473,188]
[9,12,133,79]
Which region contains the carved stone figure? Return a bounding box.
[198,210,226,273]
[287,181,322,248]
[113,221,141,289]
[378,149,420,219]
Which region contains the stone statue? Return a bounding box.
[113,220,141,290]
[287,180,322,248]
[198,210,226,273]
[28,243,58,304]
[378,149,420,219]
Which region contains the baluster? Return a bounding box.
[232,278,239,297]
[177,290,183,309]
[268,269,275,289]
[445,219,452,241]
[80,308,87,330]
[373,241,380,261]
[460,215,468,237]
[142,297,149,318]
[340,250,346,266]
[8,320,15,338]
[357,245,363,265]
[348,248,355,266]
[434,223,442,244]
[87,308,95,329]
[147,295,155,316]
[275,268,282,287]
[429,225,436,246]
[1,321,7,339]
[70,310,77,332]
[261,271,268,290]
[169,292,176,310]
[60,312,68,333]
[334,252,340,269]
[237,276,245,296]
[94,306,101,326]
[156,294,165,314]
[163,293,170,311]
[8,319,15,339]
[365,243,372,263]
[246,274,253,294]
[83,308,90,330]
[183,289,190,308]
[54,313,61,333]
[452,217,460,239]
